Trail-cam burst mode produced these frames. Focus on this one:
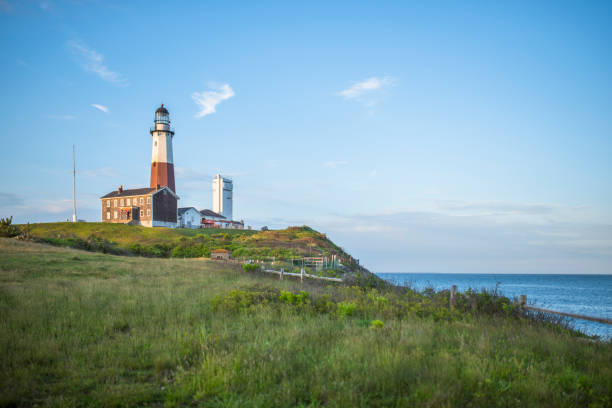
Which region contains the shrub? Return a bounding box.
[370,319,384,329]
[279,290,294,304]
[242,263,260,273]
[0,216,20,238]
[212,287,279,313]
[337,301,356,318]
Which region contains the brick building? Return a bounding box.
[100,185,178,227]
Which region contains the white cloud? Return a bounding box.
[47,114,76,120]
[368,169,377,178]
[339,76,394,99]
[192,83,235,118]
[91,104,108,113]
[323,160,348,168]
[67,41,128,86]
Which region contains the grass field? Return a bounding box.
[1,238,611,407]
[21,222,353,264]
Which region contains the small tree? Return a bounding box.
[0,216,20,238]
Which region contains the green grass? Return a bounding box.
[1,238,611,407]
[20,222,355,264]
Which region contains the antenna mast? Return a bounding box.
[72,145,77,222]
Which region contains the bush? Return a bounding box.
[336,301,356,318]
[370,319,384,329]
[0,216,20,238]
[242,263,260,273]
[211,287,280,313]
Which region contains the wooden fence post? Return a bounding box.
[300,268,304,283]
[280,267,284,280]
[450,285,457,308]
[518,295,527,309]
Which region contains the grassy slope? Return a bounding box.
[1,238,611,407]
[23,222,354,264]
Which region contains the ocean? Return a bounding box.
[376,273,612,339]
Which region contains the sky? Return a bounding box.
[1,0,611,274]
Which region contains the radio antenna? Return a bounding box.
[72,144,77,222]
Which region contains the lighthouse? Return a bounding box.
[150,104,176,193]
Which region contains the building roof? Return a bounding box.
[155,104,169,114]
[217,220,244,225]
[178,207,200,216]
[100,187,156,199]
[211,248,230,253]
[200,209,226,219]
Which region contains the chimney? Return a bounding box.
[118,185,123,193]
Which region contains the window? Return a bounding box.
[140,210,144,217]
[106,212,110,220]
[106,200,110,208]
[147,196,151,204]
[139,197,144,205]
[120,199,124,206]
[114,211,118,219]
[114,199,118,207]
[147,209,151,216]
[126,198,131,206]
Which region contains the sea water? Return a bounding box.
[376,273,612,339]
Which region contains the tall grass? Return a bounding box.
[1,238,611,407]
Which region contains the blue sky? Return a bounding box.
[1,0,611,273]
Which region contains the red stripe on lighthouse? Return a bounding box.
[150,162,175,193]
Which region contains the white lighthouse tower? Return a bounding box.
[150,104,176,193]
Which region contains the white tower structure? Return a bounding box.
[212,174,233,220]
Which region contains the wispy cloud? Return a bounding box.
[319,206,612,273]
[0,0,12,13]
[0,192,24,207]
[16,58,32,70]
[67,40,128,86]
[339,76,394,99]
[192,83,234,118]
[47,114,76,120]
[323,160,348,168]
[91,104,108,113]
[39,1,51,12]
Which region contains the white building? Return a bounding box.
[177,207,202,229]
[212,174,233,220]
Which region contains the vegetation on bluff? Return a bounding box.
[1,238,610,407]
[18,222,358,267]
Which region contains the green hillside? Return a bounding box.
[20,222,359,269]
[1,239,611,407]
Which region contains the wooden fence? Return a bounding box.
[449,285,611,325]
[262,267,343,283]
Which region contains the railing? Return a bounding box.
[448,286,611,325]
[149,126,175,134]
[261,267,343,283]
[517,294,612,325]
